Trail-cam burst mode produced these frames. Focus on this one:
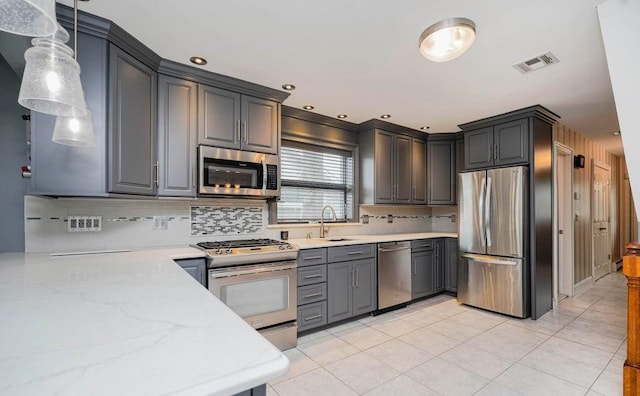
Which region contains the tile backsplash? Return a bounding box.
[24,195,458,253]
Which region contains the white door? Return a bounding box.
[592,160,611,281]
[554,144,574,301]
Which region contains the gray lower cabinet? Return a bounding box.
[108,44,158,195]
[234,384,266,396]
[327,258,376,323]
[464,119,529,170]
[411,249,435,299]
[427,139,456,205]
[157,75,197,196]
[198,85,279,154]
[445,238,458,293]
[296,248,328,333]
[174,258,206,287]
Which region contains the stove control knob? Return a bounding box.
[286,244,293,249]
[279,245,285,250]
[215,249,223,255]
[225,248,232,254]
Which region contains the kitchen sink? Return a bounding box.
[325,237,353,242]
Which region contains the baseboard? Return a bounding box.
[574,276,594,295]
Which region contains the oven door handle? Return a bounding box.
[209,262,297,278]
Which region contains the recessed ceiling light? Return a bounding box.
[420,126,430,130]
[418,17,476,62]
[190,56,207,66]
[613,131,621,136]
[380,114,391,119]
[337,114,348,119]
[282,84,296,91]
[302,105,314,110]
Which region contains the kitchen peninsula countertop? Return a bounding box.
[0,248,288,396]
[289,232,458,249]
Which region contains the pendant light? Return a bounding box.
[0,0,56,37]
[418,17,476,62]
[52,0,96,147]
[17,23,88,117]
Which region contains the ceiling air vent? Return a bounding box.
[513,51,559,74]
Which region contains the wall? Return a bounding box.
[553,122,622,284]
[0,55,28,252]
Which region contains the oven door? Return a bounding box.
[208,261,297,329]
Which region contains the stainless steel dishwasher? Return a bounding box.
[377,241,412,310]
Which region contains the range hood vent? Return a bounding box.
[513,51,559,74]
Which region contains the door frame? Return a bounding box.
[553,142,575,306]
[591,159,612,279]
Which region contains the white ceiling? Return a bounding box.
[58,0,623,155]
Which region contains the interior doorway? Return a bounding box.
[592,160,612,281]
[553,143,574,306]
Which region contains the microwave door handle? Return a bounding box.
[262,159,267,195]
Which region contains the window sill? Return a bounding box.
[267,222,363,229]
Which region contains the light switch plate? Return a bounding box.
[68,216,102,232]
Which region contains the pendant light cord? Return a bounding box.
[73,0,78,61]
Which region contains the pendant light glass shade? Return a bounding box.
[53,109,95,147]
[18,24,88,117]
[419,17,476,62]
[0,0,56,37]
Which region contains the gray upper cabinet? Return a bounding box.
[198,85,279,154]
[158,75,197,197]
[427,139,456,205]
[361,128,425,205]
[463,119,529,170]
[109,44,158,195]
[241,96,279,154]
[412,139,427,204]
[198,85,242,149]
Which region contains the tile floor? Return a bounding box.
[268,271,628,395]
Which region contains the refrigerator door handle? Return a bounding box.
[479,177,487,251]
[485,176,493,249]
[461,253,517,266]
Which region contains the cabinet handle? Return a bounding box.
[153,161,159,187]
[488,144,492,162]
[303,255,323,260]
[494,144,498,160]
[350,269,354,288]
[243,120,248,142]
[304,292,323,299]
[413,187,416,200]
[304,314,322,321]
[413,263,417,276]
[355,267,359,288]
[192,164,196,189]
[347,251,363,256]
[236,120,241,142]
[304,274,323,279]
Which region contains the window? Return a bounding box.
[277,140,354,222]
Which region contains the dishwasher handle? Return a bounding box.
[378,246,411,253]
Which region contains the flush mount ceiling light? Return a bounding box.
[190,56,207,66]
[337,114,348,119]
[418,17,476,62]
[380,114,391,119]
[281,84,295,91]
[613,131,621,136]
[0,0,57,37]
[420,126,430,130]
[302,105,314,110]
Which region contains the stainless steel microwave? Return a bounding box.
[198,146,280,197]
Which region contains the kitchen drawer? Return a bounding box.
[297,264,327,286]
[297,283,327,305]
[411,239,434,250]
[297,301,327,332]
[328,244,375,263]
[298,248,328,267]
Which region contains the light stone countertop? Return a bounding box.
[0,247,288,396]
[288,232,458,249]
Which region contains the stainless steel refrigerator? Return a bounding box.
[457,166,528,318]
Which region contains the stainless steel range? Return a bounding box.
[195,239,299,350]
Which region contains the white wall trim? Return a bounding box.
[574,276,594,295]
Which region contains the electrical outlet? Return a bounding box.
[387,214,393,223]
[68,216,102,232]
[153,216,168,230]
[361,214,369,224]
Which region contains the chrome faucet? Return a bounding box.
[319,205,337,238]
